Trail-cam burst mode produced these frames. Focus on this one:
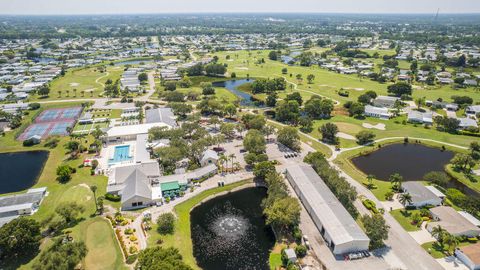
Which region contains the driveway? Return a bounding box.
[408,222,436,245]
[436,256,469,270]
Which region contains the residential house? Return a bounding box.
[0,187,47,227]
[458,118,478,130]
[427,206,480,237]
[407,111,433,125]
[402,182,443,208]
[373,96,400,108]
[455,243,480,270]
[466,105,480,116]
[364,105,392,119]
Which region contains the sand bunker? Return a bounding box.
[69,82,80,87]
[362,123,386,130]
[236,67,249,70]
[337,132,356,140]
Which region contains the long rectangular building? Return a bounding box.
[285,165,370,255]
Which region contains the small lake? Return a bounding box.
[351,143,478,196]
[191,187,275,270]
[32,57,58,63]
[0,151,49,194]
[212,79,263,107]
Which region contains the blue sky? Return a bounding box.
[1,0,479,15]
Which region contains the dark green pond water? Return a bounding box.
[0,151,49,194]
[190,187,275,270]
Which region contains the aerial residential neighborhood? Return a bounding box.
[0,2,480,270]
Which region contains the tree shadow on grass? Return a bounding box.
[0,249,40,270]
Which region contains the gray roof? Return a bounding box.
[0,190,44,210]
[135,134,151,163]
[107,161,160,193]
[285,165,369,246]
[402,182,439,204]
[145,108,177,127]
[429,206,480,236]
[121,169,152,203]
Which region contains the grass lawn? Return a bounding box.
[446,164,480,194]
[73,217,126,270]
[390,209,422,232]
[147,180,252,270]
[308,114,476,149]
[29,66,123,101]
[421,241,472,259]
[269,253,283,270]
[269,242,287,270]
[421,241,448,259]
[214,50,480,104]
[0,101,124,269]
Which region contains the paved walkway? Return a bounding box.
[129,171,254,250]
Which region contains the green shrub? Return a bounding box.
[295,245,307,258]
[126,254,138,264]
[362,199,378,214]
[105,193,121,202]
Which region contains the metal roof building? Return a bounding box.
[285,165,370,255]
[145,108,178,128]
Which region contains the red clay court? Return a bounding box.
[18,107,83,141]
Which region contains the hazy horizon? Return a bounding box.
[1,0,480,15]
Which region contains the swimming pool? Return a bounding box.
[109,145,132,165]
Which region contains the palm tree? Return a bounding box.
[73,88,77,97]
[389,173,403,191]
[431,225,446,245]
[66,89,70,97]
[443,233,459,253]
[57,90,62,97]
[229,153,236,170]
[367,174,374,188]
[399,192,413,206]
[218,155,228,173]
[90,185,98,212]
[81,90,85,97]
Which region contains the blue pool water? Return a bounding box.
[109,145,132,164]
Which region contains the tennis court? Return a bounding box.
[36,107,82,122]
[18,107,83,141]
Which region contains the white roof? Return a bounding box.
[459,211,480,227]
[425,186,445,198]
[106,123,170,138]
[285,165,369,246]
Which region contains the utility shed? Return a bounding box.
[285,165,370,255]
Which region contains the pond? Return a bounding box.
[32,57,58,63]
[0,151,49,194]
[351,143,478,196]
[212,79,263,107]
[191,187,275,270]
